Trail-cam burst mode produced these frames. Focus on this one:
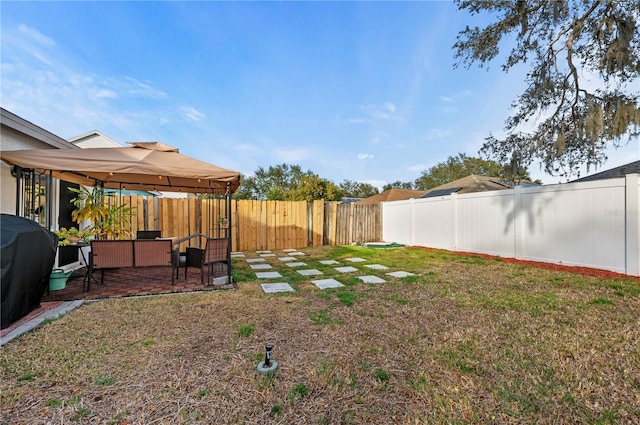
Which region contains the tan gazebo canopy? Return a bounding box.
[0,142,241,194]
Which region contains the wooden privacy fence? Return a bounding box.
[107,196,381,251]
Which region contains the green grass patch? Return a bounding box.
[287,383,310,401]
[590,297,614,306]
[374,369,390,382]
[336,291,357,306]
[94,375,115,386]
[238,323,255,337]
[308,309,343,325]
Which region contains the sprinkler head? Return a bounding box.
[257,343,278,374]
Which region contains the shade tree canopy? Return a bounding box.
[234,163,342,201]
[414,153,534,190]
[455,0,640,180]
[382,181,415,192]
[338,180,380,198]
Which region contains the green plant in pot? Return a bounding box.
[69,186,135,240]
[53,227,94,246]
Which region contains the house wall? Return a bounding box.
[0,125,66,214]
[382,175,640,276]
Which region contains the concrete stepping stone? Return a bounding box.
[311,278,344,289]
[358,275,386,284]
[260,253,277,257]
[250,264,273,270]
[364,264,389,270]
[256,250,272,254]
[285,262,307,267]
[346,257,366,262]
[256,271,282,279]
[261,283,295,293]
[231,252,245,257]
[335,266,358,273]
[282,248,297,252]
[246,258,266,263]
[386,271,415,278]
[289,251,305,256]
[297,269,323,276]
[319,260,340,265]
[278,256,296,262]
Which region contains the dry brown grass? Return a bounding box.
[1,246,639,424]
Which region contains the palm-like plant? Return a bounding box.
[69,186,135,240]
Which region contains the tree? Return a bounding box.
[284,175,343,201]
[233,164,315,200]
[338,180,380,198]
[414,153,528,190]
[382,181,415,191]
[454,0,640,180]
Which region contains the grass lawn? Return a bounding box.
[1,245,639,424]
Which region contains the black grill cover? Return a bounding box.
[1,214,58,330]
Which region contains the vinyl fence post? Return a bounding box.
[626,174,640,276]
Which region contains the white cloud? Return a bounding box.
[348,118,372,124]
[125,77,167,99]
[91,88,117,99]
[18,24,55,46]
[439,95,454,103]
[181,106,205,122]
[366,102,397,120]
[357,153,374,160]
[346,102,402,125]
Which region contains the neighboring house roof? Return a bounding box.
[421,175,513,198]
[340,197,363,204]
[571,160,640,182]
[69,130,123,148]
[1,108,78,150]
[357,189,427,204]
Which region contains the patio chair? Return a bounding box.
[185,237,229,284]
[89,240,134,288]
[133,239,176,285]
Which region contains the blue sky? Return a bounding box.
[1,1,637,188]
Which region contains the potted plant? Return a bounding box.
[69,186,135,240]
[53,227,94,246]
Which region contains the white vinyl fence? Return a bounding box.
[382,174,639,276]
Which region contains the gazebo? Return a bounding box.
[0,142,241,287]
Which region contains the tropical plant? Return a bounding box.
[69,186,135,240]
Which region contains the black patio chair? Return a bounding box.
[185,237,229,284]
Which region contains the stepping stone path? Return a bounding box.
[319,260,340,265]
[256,250,272,254]
[285,262,307,267]
[364,264,389,270]
[358,275,386,284]
[250,264,272,270]
[346,257,366,262]
[335,266,358,273]
[278,256,296,262]
[297,269,323,276]
[260,253,276,257]
[282,249,297,252]
[289,251,305,256]
[311,278,344,289]
[386,271,415,278]
[246,258,266,263]
[255,271,282,279]
[261,283,295,293]
[231,252,245,258]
